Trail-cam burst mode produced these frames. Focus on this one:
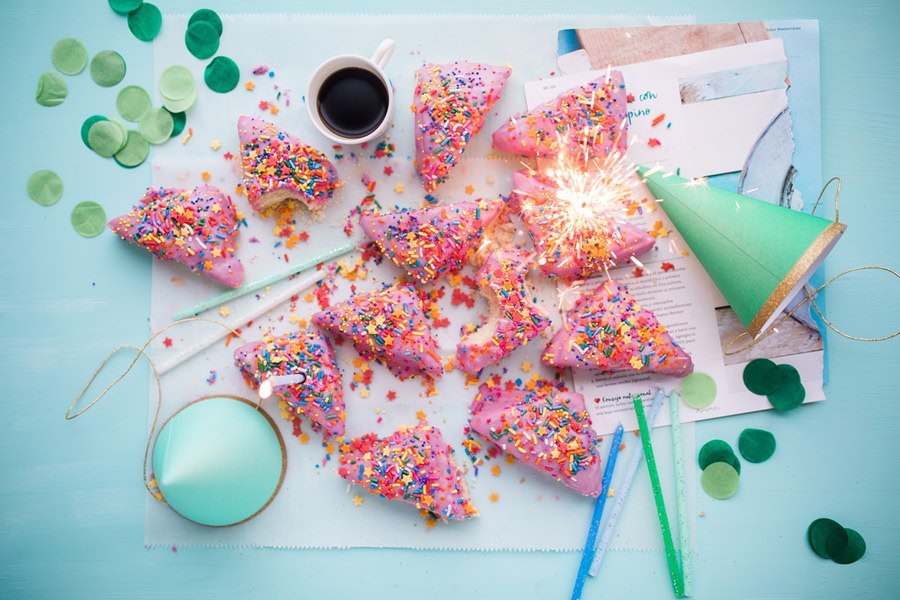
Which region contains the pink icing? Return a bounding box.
[237,115,340,212]
[511,170,655,280]
[492,71,628,160]
[337,421,477,521]
[312,284,443,380]
[456,249,551,374]
[233,330,345,438]
[469,384,604,497]
[414,61,511,191]
[359,197,503,284]
[107,185,244,287]
[542,278,693,377]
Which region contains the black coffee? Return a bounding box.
[317,67,388,138]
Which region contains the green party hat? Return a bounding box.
[639,167,845,338]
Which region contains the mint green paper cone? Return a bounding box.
[152,396,285,527]
[639,167,845,338]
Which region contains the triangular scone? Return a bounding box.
[469,385,604,497]
[107,185,244,287]
[237,115,340,213]
[233,330,345,438]
[542,278,693,377]
[511,170,654,280]
[359,198,503,284]
[338,420,478,521]
[492,71,628,160]
[414,61,511,191]
[456,250,551,374]
[312,284,443,380]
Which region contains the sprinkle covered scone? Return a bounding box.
[107,185,244,287]
[312,284,443,380]
[456,250,551,374]
[338,420,477,521]
[469,385,604,496]
[414,61,511,191]
[359,198,503,284]
[543,278,693,377]
[511,170,654,280]
[492,71,628,160]
[237,115,340,213]
[233,330,345,437]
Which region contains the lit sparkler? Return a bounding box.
[514,124,636,272]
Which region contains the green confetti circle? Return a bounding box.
[767,363,806,412]
[35,71,68,107]
[167,110,186,137]
[90,50,127,87]
[51,38,88,75]
[108,0,143,14]
[738,428,776,463]
[743,358,783,395]
[116,85,152,121]
[162,88,197,113]
[27,170,64,206]
[139,108,174,144]
[188,8,223,36]
[700,462,740,500]
[680,372,717,409]
[159,65,195,101]
[71,201,107,238]
[81,115,108,148]
[808,518,847,559]
[88,120,125,157]
[109,119,130,153]
[698,439,741,475]
[127,2,162,42]
[185,21,220,59]
[114,130,150,168]
[830,528,866,565]
[204,56,240,93]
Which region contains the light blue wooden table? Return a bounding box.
[2,1,898,598]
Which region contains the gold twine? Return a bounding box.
[65,318,249,502]
[724,177,899,355]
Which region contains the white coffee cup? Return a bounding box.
[306,39,395,145]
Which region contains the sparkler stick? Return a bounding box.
[670,390,693,596]
[173,241,355,320]
[634,394,684,597]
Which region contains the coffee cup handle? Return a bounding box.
[371,39,395,70]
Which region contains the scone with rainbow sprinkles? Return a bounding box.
[107,185,244,287]
[237,115,340,213]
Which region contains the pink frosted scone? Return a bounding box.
[469,385,604,497]
[359,197,503,284]
[456,250,551,374]
[237,115,340,213]
[107,185,244,287]
[233,330,345,438]
[511,170,655,280]
[542,278,693,377]
[414,61,512,191]
[312,284,443,380]
[492,71,628,160]
[338,420,478,521]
